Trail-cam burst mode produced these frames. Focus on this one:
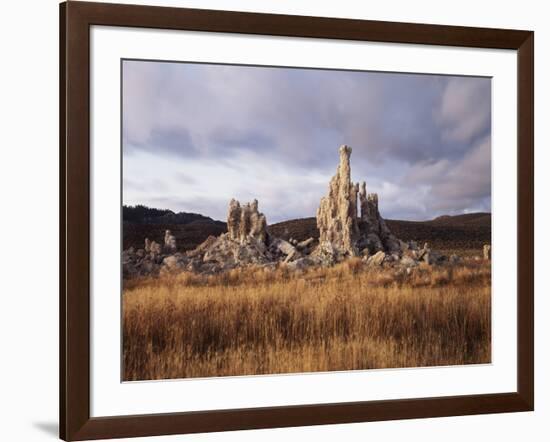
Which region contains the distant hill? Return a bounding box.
[123,205,226,251]
[269,213,491,253]
[123,205,216,225]
[122,205,491,253]
[123,220,227,251]
[428,213,491,227]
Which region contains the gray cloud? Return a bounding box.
[175,172,197,185]
[122,60,491,221]
[438,77,491,144]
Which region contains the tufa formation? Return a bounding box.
[122,145,462,277]
[316,145,360,257]
[227,199,268,244]
[316,145,400,261]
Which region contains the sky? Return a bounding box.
[122,60,491,223]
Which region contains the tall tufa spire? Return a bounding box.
[316,145,360,257]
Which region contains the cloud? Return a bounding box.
[437,77,491,143]
[122,60,491,221]
[402,136,491,216]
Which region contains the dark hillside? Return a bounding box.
[269,213,491,253]
[123,220,226,251]
[122,205,491,254]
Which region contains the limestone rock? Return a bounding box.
[357,182,398,253]
[423,249,445,265]
[400,256,418,268]
[367,251,386,266]
[164,230,177,253]
[122,245,163,278]
[200,233,271,271]
[316,145,360,258]
[270,238,297,257]
[417,243,429,261]
[363,233,383,253]
[144,238,161,256]
[296,237,314,250]
[227,198,268,244]
[187,199,273,273]
[162,255,179,269]
[162,254,187,273]
[309,242,338,267]
[283,249,300,263]
[187,235,218,258]
[149,240,162,255]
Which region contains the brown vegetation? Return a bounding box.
[123,259,491,381]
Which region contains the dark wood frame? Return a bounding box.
[60,1,534,440]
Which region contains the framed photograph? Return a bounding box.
[60,1,534,440]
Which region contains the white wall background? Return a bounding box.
[0,0,546,441]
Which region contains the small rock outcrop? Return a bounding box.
[228,198,268,244]
[366,251,386,266]
[164,230,177,252]
[188,199,273,273]
[357,183,400,254]
[144,238,161,255]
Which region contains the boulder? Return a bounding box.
[270,238,297,257]
[162,255,185,272]
[296,237,314,250]
[367,251,386,266]
[283,249,301,263]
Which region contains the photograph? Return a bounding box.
[121,60,492,381]
[0,0,541,440]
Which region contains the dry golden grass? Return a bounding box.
[123,259,491,381]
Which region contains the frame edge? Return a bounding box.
[516,31,535,411]
[59,1,67,440]
[60,2,535,440]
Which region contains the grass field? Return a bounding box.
[123,258,491,381]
